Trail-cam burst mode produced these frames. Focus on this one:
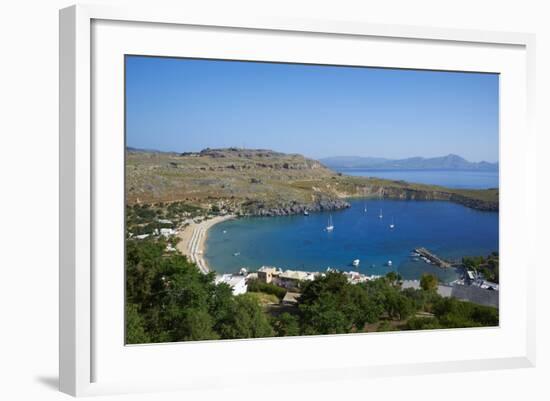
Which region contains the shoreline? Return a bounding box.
[176,214,236,274]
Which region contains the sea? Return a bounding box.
[204,170,499,283]
[335,168,499,189]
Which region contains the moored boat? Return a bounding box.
[326,215,334,231]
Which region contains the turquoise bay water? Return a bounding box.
[334,169,499,189]
[205,199,499,282]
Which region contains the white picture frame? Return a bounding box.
[59,4,536,397]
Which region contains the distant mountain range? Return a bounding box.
[319,154,498,171]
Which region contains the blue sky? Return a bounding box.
[126,56,499,162]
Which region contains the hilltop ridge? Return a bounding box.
[126,147,498,214]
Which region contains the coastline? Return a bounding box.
[176,214,236,273]
[201,199,497,280]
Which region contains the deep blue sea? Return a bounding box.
[204,199,499,283]
[334,169,499,189]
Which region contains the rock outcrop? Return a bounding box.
[126,148,498,213]
[242,198,350,217]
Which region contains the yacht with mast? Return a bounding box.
[326,215,334,232]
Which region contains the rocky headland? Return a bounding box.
[126,148,498,214]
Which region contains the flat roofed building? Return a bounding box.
[257,266,280,284]
[282,291,301,305]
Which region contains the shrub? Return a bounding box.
[246,279,287,300]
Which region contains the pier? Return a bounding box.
[414,247,452,269]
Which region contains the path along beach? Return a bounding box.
[176,215,235,273]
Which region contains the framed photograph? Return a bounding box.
[59,4,536,397]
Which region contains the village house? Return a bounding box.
[257,266,281,284]
[277,270,315,289]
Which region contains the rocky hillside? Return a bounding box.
[126,148,498,214]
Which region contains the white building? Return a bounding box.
[159,228,176,237]
[257,266,281,284]
[215,274,248,295]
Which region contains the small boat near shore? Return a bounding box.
[352,259,360,267]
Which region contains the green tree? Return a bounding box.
[299,272,383,334]
[209,282,235,333]
[462,256,484,270]
[299,273,355,334]
[126,303,151,344]
[172,308,219,341]
[405,317,442,331]
[216,294,274,339]
[383,290,415,320]
[377,320,397,332]
[385,271,403,287]
[126,239,222,342]
[401,287,441,313]
[272,312,301,336]
[432,297,498,328]
[420,273,438,292]
[246,279,287,299]
[344,284,383,329]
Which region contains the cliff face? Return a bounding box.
[352,185,498,211]
[242,197,351,216]
[126,148,498,214]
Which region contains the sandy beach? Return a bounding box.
[177,214,236,273]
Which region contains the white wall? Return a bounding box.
[0,0,548,400]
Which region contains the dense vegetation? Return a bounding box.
[246,279,287,300]
[126,240,498,344]
[462,252,499,283]
[126,239,273,343]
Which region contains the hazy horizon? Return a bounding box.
[127,145,497,164]
[126,56,499,163]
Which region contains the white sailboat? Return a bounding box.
[364,202,367,213]
[379,209,383,219]
[389,217,395,229]
[326,215,334,232]
[352,259,360,267]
